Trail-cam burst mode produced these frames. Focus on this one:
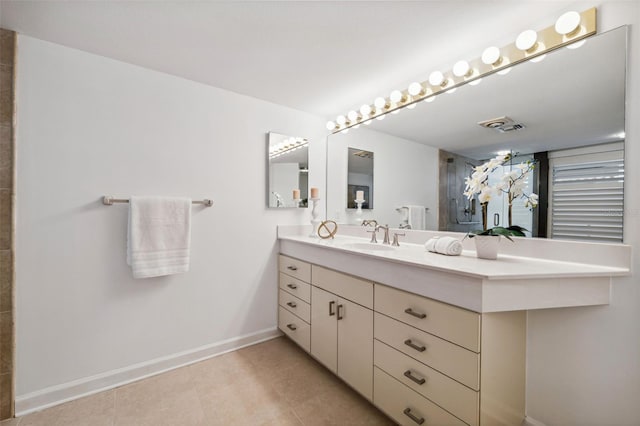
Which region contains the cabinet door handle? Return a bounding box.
[404,339,426,352]
[329,300,336,316]
[494,213,500,226]
[404,308,427,319]
[403,408,425,425]
[286,301,297,308]
[286,324,297,331]
[337,304,344,320]
[287,265,298,271]
[287,283,297,290]
[403,370,426,385]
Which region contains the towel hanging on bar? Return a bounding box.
[127,196,192,279]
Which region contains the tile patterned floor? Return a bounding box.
[1,337,394,426]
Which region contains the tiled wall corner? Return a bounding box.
[0,27,16,420]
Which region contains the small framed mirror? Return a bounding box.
[347,148,374,209]
[267,132,309,208]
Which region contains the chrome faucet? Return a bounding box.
[376,224,391,245]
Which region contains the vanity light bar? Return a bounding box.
[269,138,309,158]
[327,7,596,134]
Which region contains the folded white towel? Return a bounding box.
[127,196,192,278]
[425,236,463,256]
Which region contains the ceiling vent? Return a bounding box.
[478,116,526,133]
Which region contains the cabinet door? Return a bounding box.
[311,286,338,373]
[337,298,373,400]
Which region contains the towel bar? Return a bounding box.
[102,196,213,207]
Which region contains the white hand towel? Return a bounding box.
[127,196,192,278]
[425,236,463,256]
[406,205,426,230]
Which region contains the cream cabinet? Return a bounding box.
[277,255,312,353]
[277,254,525,425]
[373,284,525,426]
[311,266,374,401]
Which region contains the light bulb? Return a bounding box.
[445,87,457,95]
[360,104,372,116]
[424,96,436,103]
[376,114,386,121]
[497,67,512,76]
[408,82,424,97]
[482,46,501,66]
[325,121,336,130]
[469,78,482,86]
[453,60,471,77]
[530,54,547,63]
[516,30,538,51]
[555,11,581,35]
[374,97,388,110]
[336,115,347,126]
[390,90,405,103]
[566,39,586,50]
[347,110,360,122]
[407,103,416,109]
[428,71,445,86]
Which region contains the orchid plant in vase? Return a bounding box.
[463,153,538,242]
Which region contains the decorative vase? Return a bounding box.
[474,235,500,260]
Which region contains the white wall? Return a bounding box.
[327,127,439,229]
[14,35,326,403]
[524,1,640,424]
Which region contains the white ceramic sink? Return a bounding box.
[340,242,396,252]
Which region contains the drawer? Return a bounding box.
[311,265,373,308]
[374,367,466,426]
[279,255,311,283]
[374,340,478,426]
[278,307,310,353]
[375,313,479,390]
[375,284,480,352]
[279,273,311,303]
[279,289,311,323]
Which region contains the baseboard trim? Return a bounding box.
[15,327,282,416]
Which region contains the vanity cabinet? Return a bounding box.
[277,255,312,352]
[278,254,526,425]
[310,266,374,401]
[373,284,525,426]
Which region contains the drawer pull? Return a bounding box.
[337,304,344,320]
[404,339,426,353]
[287,265,298,271]
[329,300,336,316]
[403,370,426,385]
[403,408,425,425]
[286,301,297,308]
[287,283,298,290]
[286,324,297,331]
[404,308,427,319]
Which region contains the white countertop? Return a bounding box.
[279,234,630,281]
[278,226,632,312]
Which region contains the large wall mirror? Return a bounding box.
[267,132,309,208]
[326,26,626,241]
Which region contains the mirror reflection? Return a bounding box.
[267,132,309,208]
[347,148,374,209]
[326,26,626,241]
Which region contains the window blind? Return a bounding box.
[549,147,624,242]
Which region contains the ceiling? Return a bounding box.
[0,0,583,119]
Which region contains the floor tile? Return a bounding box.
[19,390,114,426]
[114,367,205,426]
[8,336,392,426]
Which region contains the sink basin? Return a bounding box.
[341,242,396,252]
